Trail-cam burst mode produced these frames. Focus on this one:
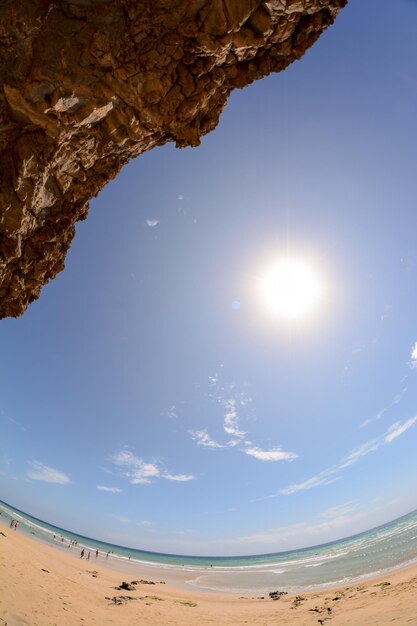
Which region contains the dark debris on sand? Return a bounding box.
[106,595,137,605]
[269,590,288,601]
[116,579,165,591]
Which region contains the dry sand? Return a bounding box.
[1,523,417,626]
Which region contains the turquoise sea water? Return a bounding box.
[2,499,417,593]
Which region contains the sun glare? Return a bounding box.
[259,257,323,321]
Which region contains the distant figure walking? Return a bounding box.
[96,549,99,558]
[106,551,109,559]
[87,552,90,560]
[80,549,85,558]
[14,521,19,531]
[9,519,14,528]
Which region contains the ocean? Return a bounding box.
[2,499,417,594]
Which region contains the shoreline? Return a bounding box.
[2,519,417,625]
[3,513,417,596]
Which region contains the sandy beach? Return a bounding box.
[1,521,417,626]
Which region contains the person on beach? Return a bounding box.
[9,519,14,528]
[106,551,109,558]
[80,549,85,558]
[14,521,19,531]
[87,552,90,560]
[96,549,99,557]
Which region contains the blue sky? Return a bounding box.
[1,0,417,556]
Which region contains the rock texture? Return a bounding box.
[0,0,346,318]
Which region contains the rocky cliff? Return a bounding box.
[0,0,346,318]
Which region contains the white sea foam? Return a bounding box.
[2,501,417,594]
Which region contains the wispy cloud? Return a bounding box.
[175,529,194,536]
[410,342,417,368]
[227,506,365,549]
[27,461,70,485]
[339,437,381,468]
[1,454,11,467]
[380,303,392,322]
[163,473,195,482]
[360,407,387,429]
[167,405,178,419]
[319,501,358,519]
[280,415,417,495]
[190,371,296,463]
[384,416,417,443]
[97,485,122,493]
[107,513,130,523]
[137,520,153,528]
[223,399,246,439]
[0,454,11,477]
[1,410,27,432]
[281,472,340,495]
[145,218,159,227]
[244,446,298,462]
[110,449,195,485]
[223,498,409,553]
[189,430,226,449]
[111,450,159,484]
[361,382,408,428]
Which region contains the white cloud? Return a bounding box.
[228,510,366,549]
[107,513,130,523]
[1,410,27,432]
[393,387,408,404]
[189,430,225,449]
[244,446,298,462]
[111,450,138,466]
[280,472,340,495]
[145,218,159,227]
[190,375,297,463]
[97,485,122,493]
[410,342,417,367]
[1,454,11,468]
[361,384,408,428]
[339,438,381,468]
[384,415,417,443]
[131,463,160,485]
[167,405,178,419]
[110,449,194,485]
[280,415,417,495]
[27,461,70,485]
[163,473,195,482]
[137,520,153,528]
[360,407,387,428]
[110,450,159,484]
[319,501,358,519]
[223,399,246,439]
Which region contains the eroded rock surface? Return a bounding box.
[0,0,346,318]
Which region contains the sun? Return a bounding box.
[259,257,323,321]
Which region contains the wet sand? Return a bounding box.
[1,522,417,625]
